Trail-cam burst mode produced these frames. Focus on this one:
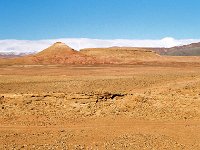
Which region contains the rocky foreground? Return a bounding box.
[0,64,200,149]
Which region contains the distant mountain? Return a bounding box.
[31,42,97,64]
[0,52,28,58]
[0,42,98,64]
[152,42,200,56]
[0,42,160,65]
[1,42,200,65]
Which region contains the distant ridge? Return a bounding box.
[0,42,162,65]
[80,47,159,63]
[0,52,25,58]
[152,42,200,56]
[2,42,200,65]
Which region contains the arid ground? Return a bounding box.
[0,63,200,149]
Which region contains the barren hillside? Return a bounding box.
[0,42,97,65]
[1,42,200,65]
[80,47,160,63]
[152,42,200,56]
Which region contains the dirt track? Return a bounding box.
[1,64,200,149]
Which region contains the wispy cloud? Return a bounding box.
[0,37,200,54]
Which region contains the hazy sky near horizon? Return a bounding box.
[0,0,200,40]
[1,0,200,53]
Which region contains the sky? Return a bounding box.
[0,0,200,53]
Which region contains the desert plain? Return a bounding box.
[0,43,200,149]
[0,63,200,150]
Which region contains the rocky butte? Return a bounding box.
[0,42,161,65]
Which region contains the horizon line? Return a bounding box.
[0,37,200,54]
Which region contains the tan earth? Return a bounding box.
[1,42,200,65]
[0,42,98,65]
[0,63,200,149]
[0,43,200,149]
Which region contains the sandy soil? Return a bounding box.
[0,64,200,149]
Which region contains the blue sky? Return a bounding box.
[0,0,200,40]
